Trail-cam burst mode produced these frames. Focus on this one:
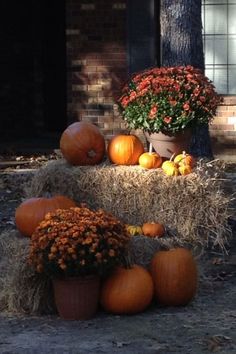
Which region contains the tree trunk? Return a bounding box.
[160,0,213,158]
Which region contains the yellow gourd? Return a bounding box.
[178,163,192,176]
[126,225,143,236]
[174,151,195,168]
[162,154,179,176]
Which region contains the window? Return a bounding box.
[202,0,236,94]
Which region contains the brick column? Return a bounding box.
[66,0,129,143]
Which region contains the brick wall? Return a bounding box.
[66,1,236,157]
[66,0,128,143]
[210,96,236,158]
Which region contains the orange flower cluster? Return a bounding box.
[118,65,222,135]
[29,205,131,278]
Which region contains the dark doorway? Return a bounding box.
[0,0,67,151]
[127,0,160,75]
[40,0,67,133]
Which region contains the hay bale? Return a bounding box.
[25,158,233,252]
[0,230,55,315]
[0,228,210,315]
[0,228,190,315]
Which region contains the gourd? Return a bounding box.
[107,134,144,165]
[100,265,154,314]
[139,143,162,169]
[178,163,192,176]
[174,151,195,168]
[161,154,179,176]
[150,248,198,306]
[15,195,76,237]
[60,122,106,165]
[142,222,165,238]
[126,225,143,236]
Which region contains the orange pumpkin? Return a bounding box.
[15,195,76,237]
[139,152,162,169]
[174,151,195,168]
[142,222,165,238]
[178,163,192,176]
[107,134,144,165]
[150,248,198,306]
[100,265,154,314]
[60,122,105,165]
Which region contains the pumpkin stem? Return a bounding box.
[170,152,176,162]
[87,150,96,158]
[149,143,153,154]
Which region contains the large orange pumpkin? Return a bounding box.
[15,195,76,237]
[142,222,165,238]
[107,135,144,165]
[60,122,105,165]
[150,248,198,306]
[139,152,162,169]
[100,265,154,314]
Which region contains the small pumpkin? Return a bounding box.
[174,151,195,168]
[139,152,162,169]
[60,122,106,166]
[142,222,165,238]
[126,225,143,236]
[150,248,198,306]
[107,134,144,165]
[100,265,154,314]
[161,154,179,176]
[15,195,76,237]
[178,163,192,176]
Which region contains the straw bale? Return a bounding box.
[0,229,191,315]
[0,230,54,314]
[25,158,233,252]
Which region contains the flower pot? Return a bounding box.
[145,129,192,159]
[52,275,100,320]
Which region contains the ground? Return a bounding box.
[0,154,236,354]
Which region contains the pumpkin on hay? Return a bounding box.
[139,152,162,169]
[174,151,195,168]
[161,155,179,176]
[178,163,192,176]
[107,134,144,165]
[15,195,76,237]
[126,224,143,236]
[100,265,154,314]
[150,248,198,306]
[60,121,106,166]
[142,222,165,238]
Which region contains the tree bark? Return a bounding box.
[160,0,213,158]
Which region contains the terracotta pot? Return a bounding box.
[145,129,192,159]
[53,275,100,320]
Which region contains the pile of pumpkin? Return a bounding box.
[15,195,198,315]
[13,121,198,316]
[59,121,195,175]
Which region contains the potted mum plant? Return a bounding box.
[117,65,221,158]
[29,205,130,320]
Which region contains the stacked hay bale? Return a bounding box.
[0,158,234,315]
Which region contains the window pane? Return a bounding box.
[229,67,236,94]
[215,37,227,64]
[205,38,214,64]
[204,0,236,3]
[229,5,236,34]
[204,5,227,34]
[229,36,236,64]
[205,36,227,64]
[205,66,228,94]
